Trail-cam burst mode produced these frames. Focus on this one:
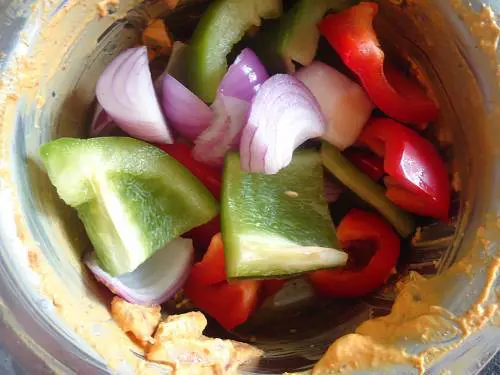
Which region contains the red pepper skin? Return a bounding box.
[157,143,222,249]
[343,149,385,181]
[358,117,450,220]
[308,209,400,297]
[319,2,438,127]
[188,233,227,285]
[156,143,222,199]
[184,279,261,330]
[184,233,261,330]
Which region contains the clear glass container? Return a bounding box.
[0,0,498,373]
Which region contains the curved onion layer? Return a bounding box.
[96,46,173,144]
[89,103,117,137]
[295,61,373,150]
[161,74,213,141]
[240,74,326,174]
[218,48,269,102]
[155,41,190,92]
[191,50,266,165]
[192,94,249,166]
[85,238,193,306]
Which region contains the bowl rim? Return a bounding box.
[0,0,498,374]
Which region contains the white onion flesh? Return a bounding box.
[240,74,326,174]
[85,238,193,306]
[295,61,373,150]
[96,46,173,144]
[192,94,249,166]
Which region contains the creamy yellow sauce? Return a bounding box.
[313,254,500,374]
[0,0,498,374]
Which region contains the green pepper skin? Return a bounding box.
[254,0,357,74]
[321,141,415,238]
[188,0,282,103]
[222,150,347,279]
[40,137,218,276]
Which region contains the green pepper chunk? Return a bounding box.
[321,141,415,238]
[40,137,218,276]
[254,0,357,73]
[188,0,282,103]
[222,150,347,279]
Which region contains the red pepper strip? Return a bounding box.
[358,117,450,220]
[184,233,261,330]
[188,233,227,285]
[343,148,385,181]
[157,143,222,249]
[184,280,261,330]
[319,2,438,127]
[308,209,400,297]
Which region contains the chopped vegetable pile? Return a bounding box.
[40,0,451,358]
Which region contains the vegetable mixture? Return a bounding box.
[40,0,450,371]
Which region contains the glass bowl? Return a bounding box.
[0,0,498,373]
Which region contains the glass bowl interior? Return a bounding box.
[0,0,498,374]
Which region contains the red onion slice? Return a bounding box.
[161,74,213,141]
[96,46,173,144]
[191,49,266,165]
[218,48,269,102]
[240,74,326,174]
[89,103,117,137]
[155,41,190,92]
[192,94,249,166]
[85,238,193,306]
[295,61,373,150]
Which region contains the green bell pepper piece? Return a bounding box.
[255,0,357,73]
[222,150,347,279]
[188,0,282,103]
[321,141,415,237]
[40,137,218,276]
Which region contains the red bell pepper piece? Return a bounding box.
[157,143,222,249]
[343,149,384,181]
[358,117,450,220]
[188,233,227,285]
[308,209,400,297]
[156,143,222,199]
[319,2,438,127]
[184,233,262,330]
[184,280,261,330]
